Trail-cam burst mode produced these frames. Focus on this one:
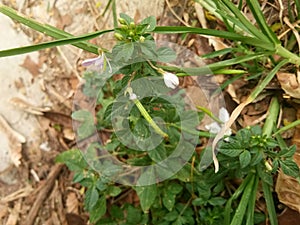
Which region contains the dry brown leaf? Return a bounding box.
[0,114,25,167]
[20,56,40,77]
[0,204,8,220]
[277,72,300,99]
[9,97,51,115]
[66,192,79,214]
[0,185,33,204]
[276,171,300,213]
[66,213,86,225]
[276,108,300,213]
[277,208,300,225]
[194,3,229,51]
[6,199,22,225]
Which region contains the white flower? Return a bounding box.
[205,107,231,137]
[129,93,137,100]
[163,72,179,89]
[82,55,103,68]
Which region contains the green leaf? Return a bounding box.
[162,184,182,212]
[140,16,157,32]
[163,191,176,211]
[279,145,297,158]
[208,197,227,206]
[90,185,100,209]
[175,164,192,182]
[96,218,117,225]
[218,142,244,157]
[135,184,158,212]
[157,47,177,62]
[140,40,157,59]
[164,211,178,222]
[55,149,87,171]
[168,183,183,194]
[126,205,142,224]
[239,151,251,168]
[113,42,134,61]
[89,195,107,223]
[110,205,124,220]
[106,186,122,197]
[148,144,168,162]
[119,13,134,24]
[280,160,300,178]
[250,150,264,166]
[257,164,273,186]
[72,110,96,139]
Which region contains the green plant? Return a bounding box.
[1,1,300,224]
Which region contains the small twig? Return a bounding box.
[165,0,190,27]
[56,46,82,82]
[283,17,300,53]
[23,164,64,225]
[278,0,284,24]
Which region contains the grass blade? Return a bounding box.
[0,4,102,54]
[0,29,113,57]
[153,26,274,50]
[262,181,278,225]
[262,97,280,137]
[218,0,269,42]
[246,0,280,44]
[245,175,259,225]
[224,173,254,225]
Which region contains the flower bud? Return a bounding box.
[139,36,145,43]
[114,33,124,41]
[162,71,179,89]
[118,18,126,25]
[129,22,135,29]
[120,24,128,30]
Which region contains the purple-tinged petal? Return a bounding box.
[82,57,101,67]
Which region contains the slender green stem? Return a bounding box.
[170,123,212,138]
[276,45,300,65]
[196,106,223,124]
[112,0,118,28]
[273,119,300,136]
